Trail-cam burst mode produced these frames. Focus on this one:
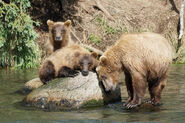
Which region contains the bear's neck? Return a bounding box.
[53,34,71,51]
[106,47,122,71]
[53,41,63,51]
[62,33,70,46]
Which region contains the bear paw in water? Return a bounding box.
[145,100,162,106]
[124,101,142,109]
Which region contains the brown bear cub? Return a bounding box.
[47,19,74,53]
[39,44,98,84]
[96,32,172,109]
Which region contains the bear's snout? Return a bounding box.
[101,78,116,92]
[81,71,89,76]
[55,36,62,41]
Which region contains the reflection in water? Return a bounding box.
[0,65,185,123]
[0,120,160,123]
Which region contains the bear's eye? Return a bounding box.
[52,29,56,33]
[80,62,83,65]
[61,29,66,33]
[107,68,112,73]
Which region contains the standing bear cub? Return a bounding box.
[39,44,98,84]
[47,19,74,54]
[96,32,172,109]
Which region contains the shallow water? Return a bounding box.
[0,65,185,123]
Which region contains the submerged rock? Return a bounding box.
[25,72,121,110]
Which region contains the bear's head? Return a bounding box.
[75,52,98,76]
[96,56,121,92]
[47,20,71,42]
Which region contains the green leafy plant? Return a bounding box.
[174,47,185,64]
[135,28,142,33]
[97,16,127,34]
[89,34,101,44]
[0,1,41,68]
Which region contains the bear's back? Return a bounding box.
[46,44,89,72]
[116,32,173,61]
[105,32,173,77]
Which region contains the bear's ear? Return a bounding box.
[64,20,71,27]
[100,56,108,66]
[47,20,54,27]
[91,52,98,59]
[74,52,80,57]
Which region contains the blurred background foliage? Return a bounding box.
[0,0,41,68]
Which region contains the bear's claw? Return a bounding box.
[125,103,140,109]
[68,70,79,77]
[145,100,161,106]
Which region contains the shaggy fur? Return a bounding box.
[96,32,173,109]
[39,44,98,84]
[39,61,55,84]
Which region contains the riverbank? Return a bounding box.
[30,0,185,63]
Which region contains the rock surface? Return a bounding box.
[25,72,121,110]
[24,78,43,90]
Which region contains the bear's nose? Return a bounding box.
[55,36,61,41]
[82,71,88,76]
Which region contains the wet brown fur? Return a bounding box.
[96,32,173,108]
[39,44,98,84]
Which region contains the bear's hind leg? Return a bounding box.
[123,71,133,106]
[58,66,79,77]
[126,72,147,109]
[40,61,55,84]
[147,77,166,105]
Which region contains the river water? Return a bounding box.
[0,65,185,123]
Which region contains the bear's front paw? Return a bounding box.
[123,97,132,107]
[69,70,79,77]
[122,102,128,107]
[58,66,79,77]
[125,103,141,109]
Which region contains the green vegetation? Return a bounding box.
[135,28,142,33]
[0,0,41,68]
[89,34,101,44]
[175,48,185,64]
[85,47,91,52]
[97,16,128,34]
[82,99,104,108]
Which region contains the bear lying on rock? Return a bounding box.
[39,44,98,84]
[96,32,172,109]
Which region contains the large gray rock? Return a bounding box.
[25,72,121,110]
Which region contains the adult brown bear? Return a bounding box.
[96,32,173,109]
[39,44,98,84]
